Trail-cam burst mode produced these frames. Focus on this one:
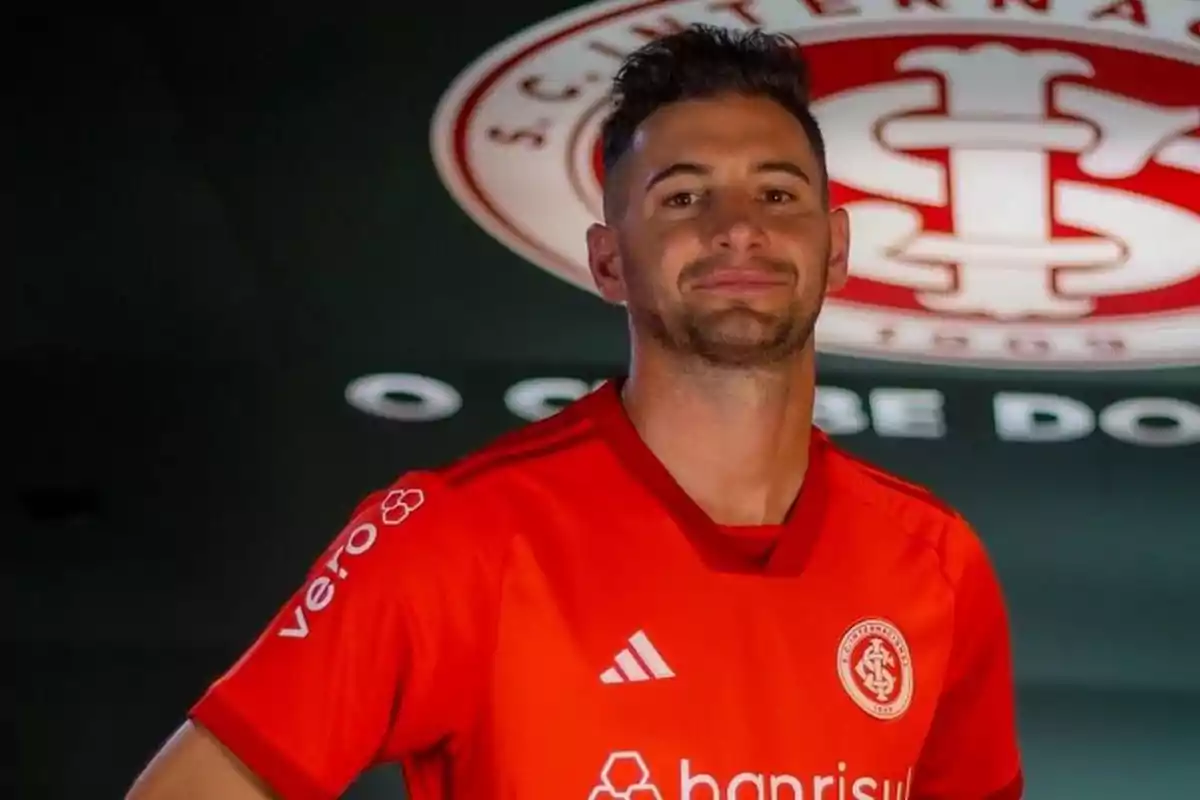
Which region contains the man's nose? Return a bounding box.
[708,199,767,254]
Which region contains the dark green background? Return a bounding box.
[7,4,1198,798]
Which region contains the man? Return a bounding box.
[128,25,1023,800]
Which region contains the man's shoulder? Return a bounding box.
[823,436,986,574]
[367,396,605,523]
[825,436,959,520]
[437,392,604,492]
[338,402,604,582]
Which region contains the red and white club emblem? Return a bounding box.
[837,618,914,721]
[433,0,1200,369]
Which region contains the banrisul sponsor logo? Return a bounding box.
[589,751,913,800]
[432,0,1200,370]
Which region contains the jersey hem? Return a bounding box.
[988,769,1025,800]
[912,768,1024,800]
[190,691,336,800]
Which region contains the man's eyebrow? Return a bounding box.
[754,161,811,184]
[643,160,813,191]
[644,162,710,191]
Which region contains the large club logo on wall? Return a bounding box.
[431,0,1200,370]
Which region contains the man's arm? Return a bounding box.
[910,517,1023,800]
[128,722,273,800]
[126,475,500,800]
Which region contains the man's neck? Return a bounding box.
[621,346,816,526]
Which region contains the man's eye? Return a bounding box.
[762,188,795,204]
[663,192,698,208]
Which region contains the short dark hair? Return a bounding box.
[600,25,826,181]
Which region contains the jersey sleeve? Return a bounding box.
[189,472,500,800]
[911,517,1023,800]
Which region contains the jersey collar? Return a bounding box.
[587,379,830,577]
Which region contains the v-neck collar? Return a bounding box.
[586,379,830,577]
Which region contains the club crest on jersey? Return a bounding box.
[837,618,914,721]
[431,0,1200,370]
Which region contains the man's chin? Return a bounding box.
[692,344,803,369]
[694,313,792,345]
[687,331,809,369]
[683,312,816,368]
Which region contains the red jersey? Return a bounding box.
[191,380,1023,800]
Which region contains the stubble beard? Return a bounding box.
[636,299,820,369]
[689,301,819,368]
[622,243,830,370]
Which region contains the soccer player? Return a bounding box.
[128,25,1023,800]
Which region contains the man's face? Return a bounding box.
[587,94,849,369]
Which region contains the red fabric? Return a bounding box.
[190,471,504,798]
[908,511,1024,799]
[191,692,330,800]
[189,380,1021,799]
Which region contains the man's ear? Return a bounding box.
[586,222,627,304]
[826,206,850,293]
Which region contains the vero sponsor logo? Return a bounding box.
[278,487,425,639]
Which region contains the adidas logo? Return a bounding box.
[600,630,675,684]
